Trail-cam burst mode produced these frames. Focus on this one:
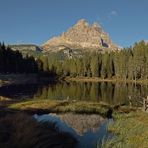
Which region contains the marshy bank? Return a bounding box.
[0,80,148,147]
[9,100,111,116]
[0,94,114,148]
[0,97,147,148]
[65,76,148,84]
[8,99,148,148]
[0,97,114,148]
[102,111,148,148]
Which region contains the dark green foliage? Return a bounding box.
[0,43,38,74]
[0,42,57,77]
[43,40,148,80]
[1,41,148,80]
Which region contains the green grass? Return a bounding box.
[9,99,111,116]
[5,98,148,148]
[102,111,148,148]
[8,99,139,117]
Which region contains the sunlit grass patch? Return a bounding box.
[55,101,109,115]
[10,100,60,109]
[0,96,11,101]
[9,99,110,116]
[103,111,148,148]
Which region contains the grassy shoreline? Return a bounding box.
[102,111,148,147]
[65,76,148,84]
[8,99,148,147]
[1,97,147,147]
[7,99,139,116]
[9,100,111,116]
[1,75,148,86]
[0,74,58,86]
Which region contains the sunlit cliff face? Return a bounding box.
[42,19,119,52]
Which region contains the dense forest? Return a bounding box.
[40,41,148,80]
[0,42,38,73]
[0,41,148,81]
[0,42,55,76]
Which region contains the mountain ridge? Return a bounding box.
[42,19,120,53]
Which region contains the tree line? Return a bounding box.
[0,42,39,73]
[39,41,148,80]
[1,41,148,80]
[0,42,57,77]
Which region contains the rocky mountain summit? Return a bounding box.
[42,19,119,53]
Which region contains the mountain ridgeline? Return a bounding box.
[10,20,120,59]
[42,19,119,56]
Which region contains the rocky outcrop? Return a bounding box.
[42,19,119,52]
[9,44,42,52]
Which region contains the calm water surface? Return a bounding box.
[34,113,113,148]
[0,81,148,106]
[1,81,146,147]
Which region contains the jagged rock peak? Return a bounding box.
[72,19,103,33]
[42,19,119,52]
[74,19,101,29]
[75,19,89,27]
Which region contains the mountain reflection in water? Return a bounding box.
[34,113,112,148]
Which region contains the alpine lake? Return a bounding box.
[0,81,148,148]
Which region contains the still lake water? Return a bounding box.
[34,113,113,148]
[0,81,148,106]
[0,81,147,147]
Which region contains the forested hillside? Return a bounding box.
[1,41,148,81]
[39,41,148,80]
[0,42,57,77]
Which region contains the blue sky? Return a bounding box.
[0,0,148,47]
